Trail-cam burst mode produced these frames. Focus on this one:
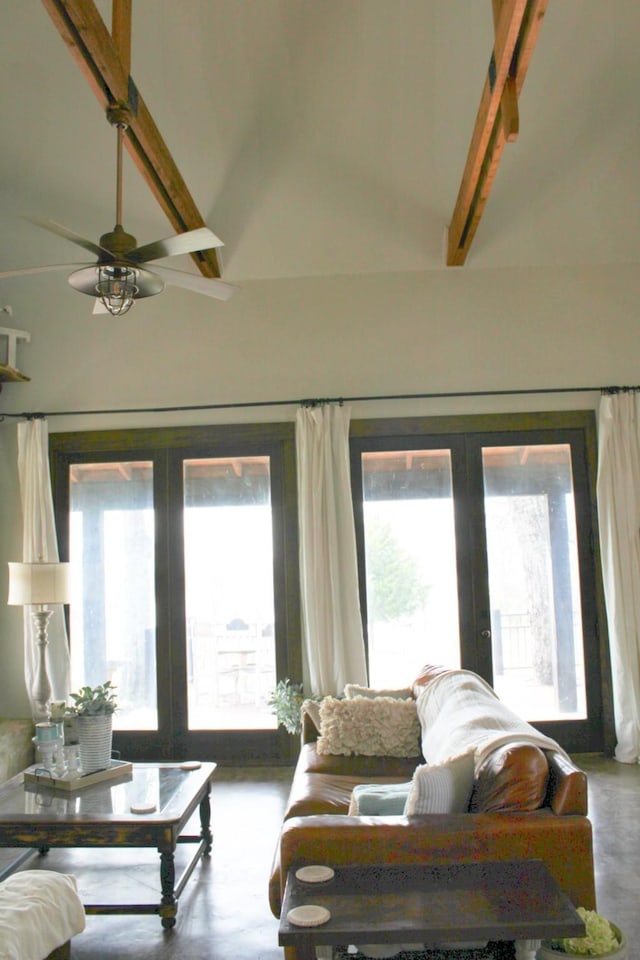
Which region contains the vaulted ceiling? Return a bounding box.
[0,0,637,303]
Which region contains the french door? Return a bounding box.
[351,412,611,753]
[51,424,300,765]
[51,411,612,761]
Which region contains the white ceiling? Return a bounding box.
[0,0,637,299]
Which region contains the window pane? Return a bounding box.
[482,444,586,720]
[361,450,460,686]
[69,462,157,731]
[183,456,277,730]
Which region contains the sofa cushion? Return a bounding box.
[404,752,475,815]
[284,769,411,820]
[284,772,364,818]
[348,781,412,815]
[469,741,549,813]
[317,696,420,758]
[301,742,421,779]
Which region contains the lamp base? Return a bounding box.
[30,608,53,720]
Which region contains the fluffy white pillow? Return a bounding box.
[404,751,475,815]
[317,696,420,757]
[344,683,413,700]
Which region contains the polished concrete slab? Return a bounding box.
[0,756,637,958]
[576,753,640,950]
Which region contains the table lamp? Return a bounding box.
[8,561,71,717]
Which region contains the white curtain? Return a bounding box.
[17,419,71,717]
[296,404,367,696]
[597,392,640,762]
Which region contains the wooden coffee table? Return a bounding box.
[279,860,585,960]
[0,761,216,928]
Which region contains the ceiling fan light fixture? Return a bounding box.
[95,263,138,316]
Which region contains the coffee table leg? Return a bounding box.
[515,940,541,960]
[159,849,177,929]
[200,786,212,855]
[284,944,316,960]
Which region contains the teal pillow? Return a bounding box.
[349,781,412,815]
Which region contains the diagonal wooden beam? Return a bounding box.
[492,0,519,142]
[40,0,221,278]
[111,0,132,78]
[447,0,548,267]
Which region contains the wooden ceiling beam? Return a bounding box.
[492,0,519,142]
[111,0,132,78]
[40,0,221,278]
[447,0,548,267]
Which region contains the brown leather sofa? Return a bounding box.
[268,665,596,921]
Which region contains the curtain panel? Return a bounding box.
[17,419,71,717]
[296,404,367,696]
[597,392,640,762]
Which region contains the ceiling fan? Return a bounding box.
[0,105,237,316]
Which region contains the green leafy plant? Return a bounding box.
[268,679,304,734]
[548,908,622,955]
[69,681,118,716]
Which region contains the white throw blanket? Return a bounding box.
[416,669,569,770]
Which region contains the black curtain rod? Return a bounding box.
[0,384,638,421]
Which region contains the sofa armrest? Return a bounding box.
[546,751,588,815]
[300,699,322,744]
[269,812,595,918]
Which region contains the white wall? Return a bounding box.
[1,262,637,716]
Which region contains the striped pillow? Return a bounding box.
[404,751,475,815]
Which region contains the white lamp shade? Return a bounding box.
[7,562,72,606]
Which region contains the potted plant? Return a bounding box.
[69,681,118,775]
[268,678,305,735]
[538,908,627,959]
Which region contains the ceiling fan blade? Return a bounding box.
[152,264,238,302]
[24,217,111,258]
[0,262,89,280]
[128,227,224,264]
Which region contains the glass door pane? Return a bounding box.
[481,444,586,720]
[69,461,157,730]
[183,456,277,730]
[361,449,460,685]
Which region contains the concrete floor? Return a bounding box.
[2,755,638,959]
[575,754,640,951]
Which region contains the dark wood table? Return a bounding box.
[0,761,216,928]
[279,860,585,960]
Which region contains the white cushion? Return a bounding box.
[404,751,475,815]
[344,684,413,700]
[317,696,420,757]
[0,870,86,960]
